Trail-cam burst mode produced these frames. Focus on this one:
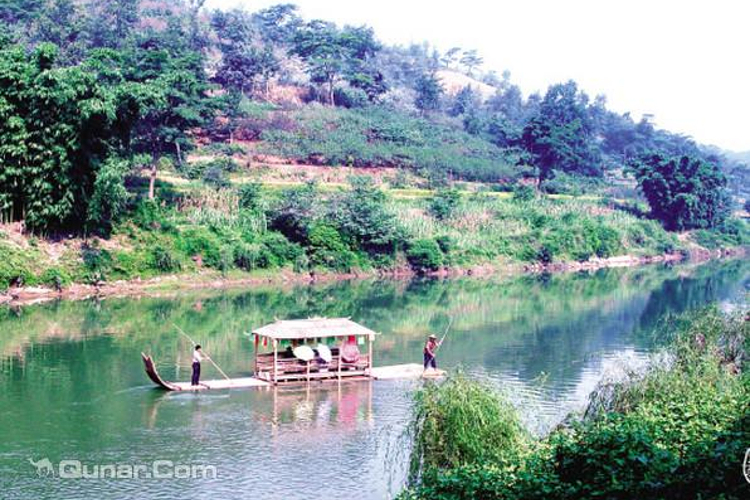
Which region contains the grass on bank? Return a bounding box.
[0,178,747,292]
[400,308,749,500]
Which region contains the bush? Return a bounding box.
[87,158,130,236]
[406,239,444,273]
[408,372,528,482]
[203,166,231,189]
[403,309,749,500]
[233,242,265,271]
[512,184,536,202]
[0,243,35,289]
[80,242,112,283]
[239,182,264,211]
[177,227,223,268]
[307,223,357,271]
[429,188,461,220]
[182,157,239,180]
[259,232,304,267]
[150,244,181,272]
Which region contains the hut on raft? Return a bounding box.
[251,318,378,384]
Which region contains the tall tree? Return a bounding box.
[521,80,600,182]
[629,154,730,231]
[0,43,128,232]
[459,49,483,76]
[414,72,442,113]
[292,21,381,105]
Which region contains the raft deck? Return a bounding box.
[142,353,444,391]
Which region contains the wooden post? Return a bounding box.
[368,334,373,376]
[253,334,258,376]
[273,339,278,385]
[337,340,342,381]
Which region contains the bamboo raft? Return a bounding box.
[142,318,445,392]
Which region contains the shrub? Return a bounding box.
[408,372,528,482]
[307,223,357,271]
[177,227,223,268]
[39,267,71,290]
[0,243,35,289]
[239,182,264,211]
[150,245,181,272]
[233,242,265,271]
[333,176,400,255]
[512,184,536,202]
[406,239,443,273]
[87,158,130,236]
[260,232,304,267]
[203,166,231,189]
[182,157,239,180]
[429,188,461,220]
[80,242,112,283]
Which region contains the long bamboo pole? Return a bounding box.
[172,323,231,381]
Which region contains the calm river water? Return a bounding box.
[0,259,748,499]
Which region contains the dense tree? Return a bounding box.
[88,0,140,49]
[414,72,443,113]
[0,0,44,24]
[252,3,301,44]
[521,81,600,182]
[292,21,381,105]
[0,44,129,232]
[450,85,479,117]
[629,154,730,230]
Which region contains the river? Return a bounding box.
[0,259,747,499]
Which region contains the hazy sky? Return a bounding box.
[206,0,750,152]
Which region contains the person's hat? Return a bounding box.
[428,334,437,339]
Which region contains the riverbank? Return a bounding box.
[0,244,745,307]
[401,308,749,500]
[2,180,747,306]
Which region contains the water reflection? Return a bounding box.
[0,259,747,499]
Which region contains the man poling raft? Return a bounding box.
[423,317,452,375]
[423,334,441,373]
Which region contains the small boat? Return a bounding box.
[142,317,445,391]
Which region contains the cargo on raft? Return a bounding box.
[142,318,445,391]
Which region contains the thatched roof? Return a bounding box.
[252,317,379,340]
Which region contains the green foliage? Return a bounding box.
[261,106,522,183]
[176,227,223,269]
[414,72,443,112]
[429,188,461,220]
[406,239,444,273]
[521,81,601,182]
[512,184,536,202]
[333,176,400,255]
[408,372,528,481]
[307,222,357,271]
[150,244,180,273]
[630,153,731,231]
[87,157,130,236]
[182,157,239,180]
[0,242,35,289]
[403,309,750,500]
[239,182,264,211]
[0,43,126,232]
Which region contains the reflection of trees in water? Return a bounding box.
[0,259,747,384]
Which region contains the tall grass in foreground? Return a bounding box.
[407,372,529,483]
[401,308,749,500]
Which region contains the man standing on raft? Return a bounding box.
[191,345,203,386]
[423,334,441,374]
